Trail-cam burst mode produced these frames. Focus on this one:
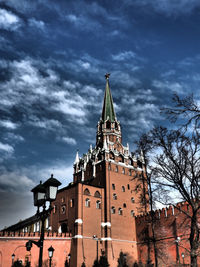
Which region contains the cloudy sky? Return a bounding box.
[0,0,200,229]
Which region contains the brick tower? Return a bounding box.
[51,74,148,267]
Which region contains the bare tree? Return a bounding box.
[141,125,200,267]
[163,93,200,129]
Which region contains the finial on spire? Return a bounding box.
[105,73,110,80]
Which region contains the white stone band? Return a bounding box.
[101,222,111,227]
[75,218,83,224]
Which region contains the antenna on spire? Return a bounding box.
[105,73,110,80]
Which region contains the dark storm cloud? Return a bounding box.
[0,0,200,228]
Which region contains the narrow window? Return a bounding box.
[106,120,111,129]
[129,158,133,165]
[113,193,117,200]
[96,200,101,209]
[111,206,115,214]
[131,210,135,217]
[123,203,126,208]
[118,155,124,163]
[127,184,130,190]
[115,166,118,172]
[53,205,57,214]
[122,186,125,192]
[46,218,49,229]
[70,199,74,208]
[85,198,90,207]
[112,184,115,190]
[122,168,125,174]
[118,208,123,215]
[36,222,40,232]
[131,197,135,203]
[108,163,111,170]
[137,160,143,168]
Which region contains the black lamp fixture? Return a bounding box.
[31,174,61,208]
[43,174,61,201]
[11,253,15,266]
[48,245,55,258]
[31,181,46,207]
[48,246,55,267]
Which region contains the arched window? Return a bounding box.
[118,208,123,215]
[111,206,115,214]
[118,155,124,163]
[122,186,125,192]
[85,198,90,207]
[94,191,101,198]
[96,200,101,209]
[131,197,135,203]
[131,210,135,217]
[123,203,126,208]
[122,168,125,174]
[129,158,133,165]
[109,152,115,160]
[115,166,118,172]
[112,184,115,190]
[113,193,117,200]
[84,188,90,195]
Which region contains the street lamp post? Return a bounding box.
[11,253,15,266]
[93,235,99,261]
[48,246,55,267]
[26,174,61,267]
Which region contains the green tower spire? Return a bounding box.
[101,73,116,122]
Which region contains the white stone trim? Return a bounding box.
[75,219,83,224]
[101,237,112,241]
[74,235,83,239]
[101,222,111,227]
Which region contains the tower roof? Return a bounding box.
[101,74,116,122]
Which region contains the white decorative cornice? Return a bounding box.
[101,222,111,227]
[75,219,83,224]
